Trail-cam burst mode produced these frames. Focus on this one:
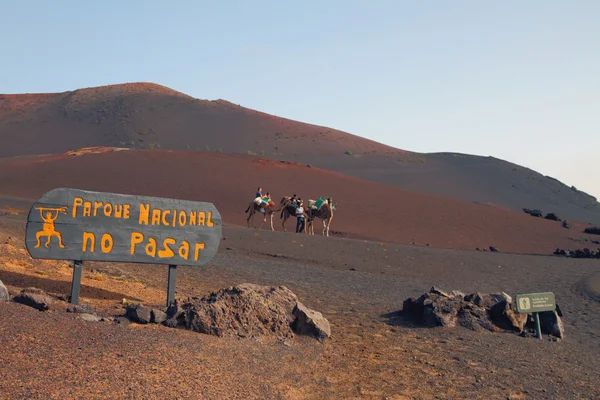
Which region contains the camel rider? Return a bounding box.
[291,194,297,205]
[295,199,306,233]
[258,192,270,213]
[255,187,263,199]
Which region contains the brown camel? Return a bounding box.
[306,197,335,236]
[279,196,305,233]
[245,198,278,231]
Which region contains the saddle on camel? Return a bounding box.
[306,197,336,236]
[246,192,278,231]
[279,194,304,232]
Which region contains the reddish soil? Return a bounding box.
[0,210,599,399]
[2,82,599,225]
[0,149,594,255]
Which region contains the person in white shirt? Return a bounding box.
[295,199,306,233]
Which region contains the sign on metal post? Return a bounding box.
[515,292,556,340]
[25,188,222,305]
[515,292,556,313]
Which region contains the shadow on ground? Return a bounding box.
[0,270,143,302]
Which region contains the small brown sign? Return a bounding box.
[25,188,222,267]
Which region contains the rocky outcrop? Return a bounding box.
[158,284,330,343]
[401,287,563,338]
[0,279,8,302]
[13,287,52,311]
[562,220,571,229]
[584,227,600,235]
[544,213,561,221]
[291,302,331,342]
[523,208,543,218]
[554,248,600,259]
[184,284,298,339]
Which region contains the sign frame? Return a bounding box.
[25,188,222,306]
[515,291,556,340]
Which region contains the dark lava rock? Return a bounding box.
[490,300,527,332]
[184,283,298,339]
[584,227,600,235]
[113,317,130,325]
[13,287,52,311]
[523,208,543,217]
[291,302,331,343]
[562,221,571,229]
[66,304,96,315]
[544,213,561,221]
[539,310,565,339]
[0,279,8,302]
[125,304,152,324]
[553,248,600,259]
[151,309,167,324]
[489,246,499,252]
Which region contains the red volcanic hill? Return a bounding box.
[1,82,599,224]
[0,148,591,255]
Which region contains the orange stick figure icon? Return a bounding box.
[34,207,68,249]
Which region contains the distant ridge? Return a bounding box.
[1,82,598,224]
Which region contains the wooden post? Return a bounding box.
[167,264,177,307]
[69,260,83,305]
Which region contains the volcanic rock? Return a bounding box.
[562,221,571,229]
[126,304,152,324]
[0,279,8,302]
[291,302,331,342]
[151,309,167,324]
[66,304,96,315]
[584,227,600,235]
[545,213,561,221]
[79,313,102,322]
[184,284,298,339]
[539,310,565,339]
[490,300,527,332]
[13,287,52,311]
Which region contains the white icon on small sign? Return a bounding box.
[519,297,531,311]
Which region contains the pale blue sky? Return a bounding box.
[2,1,599,198]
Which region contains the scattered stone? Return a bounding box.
[291,302,331,342]
[125,304,152,324]
[184,284,298,339]
[584,227,600,235]
[539,310,565,339]
[562,220,571,229]
[151,309,167,324]
[79,313,102,322]
[113,317,130,325]
[544,213,561,221]
[553,248,600,259]
[66,304,96,315]
[0,279,8,302]
[489,246,499,252]
[429,286,449,297]
[163,318,181,328]
[13,287,53,311]
[523,208,543,218]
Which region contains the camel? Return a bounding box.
[245,198,278,231]
[279,196,305,233]
[306,197,335,236]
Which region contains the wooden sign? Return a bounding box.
[25,188,222,267]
